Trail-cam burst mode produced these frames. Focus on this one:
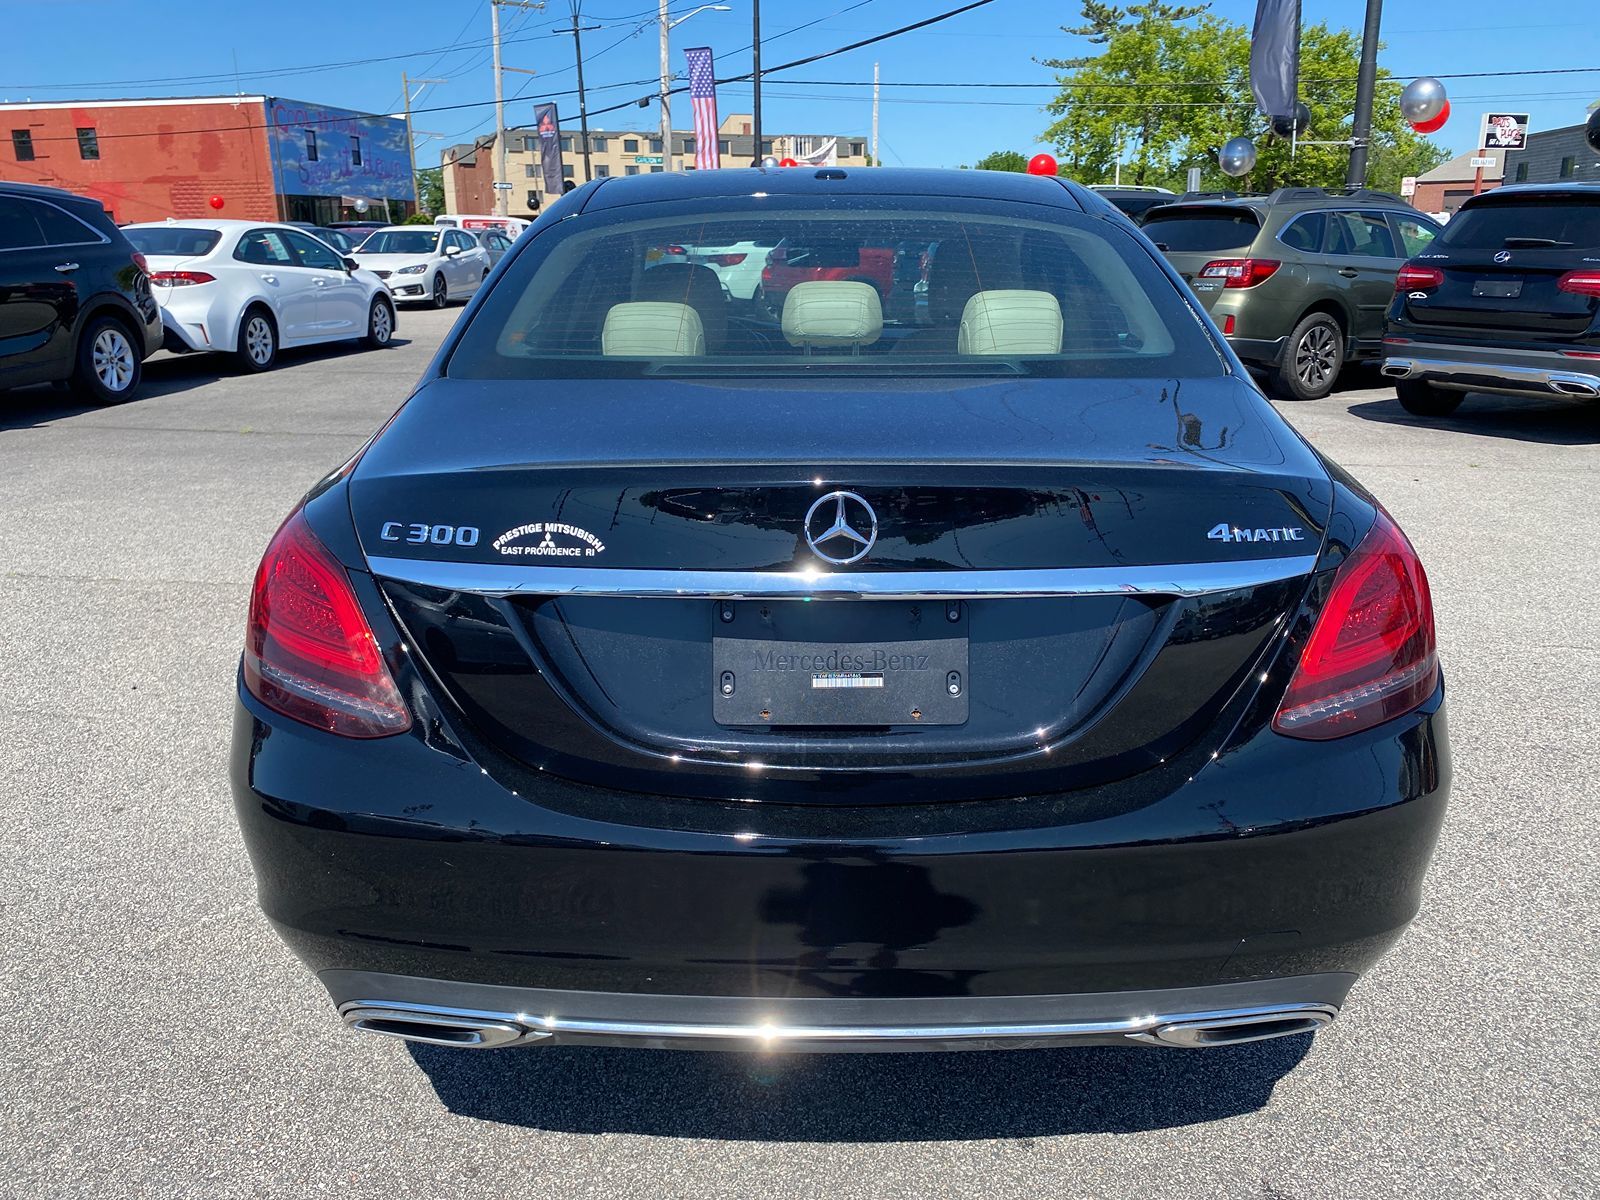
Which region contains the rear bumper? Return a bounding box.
[1382,343,1600,400]
[230,674,1450,1048]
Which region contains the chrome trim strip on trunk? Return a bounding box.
[365,554,1321,600]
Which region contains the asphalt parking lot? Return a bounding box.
[2,306,1594,1199]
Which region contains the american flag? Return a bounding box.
[684,46,720,170]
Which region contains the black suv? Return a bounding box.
[0,181,162,404]
[1142,188,1444,400]
[1382,183,1600,416]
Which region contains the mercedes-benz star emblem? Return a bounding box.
[1494,250,1512,264]
[804,491,878,565]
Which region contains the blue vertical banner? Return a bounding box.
[534,103,563,199]
[1249,0,1301,122]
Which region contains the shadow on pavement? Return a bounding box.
[408,1036,1313,1140]
[1346,391,1600,446]
[0,338,412,433]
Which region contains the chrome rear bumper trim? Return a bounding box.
[338,998,1338,1051]
[1382,355,1600,398]
[366,554,1320,600]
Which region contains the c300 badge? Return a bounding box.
[492,521,606,558]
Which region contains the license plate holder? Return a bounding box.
[712,601,968,727]
[1472,278,1523,298]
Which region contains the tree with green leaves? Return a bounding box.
[1040,3,1447,193]
[414,170,444,217]
[966,150,1031,172]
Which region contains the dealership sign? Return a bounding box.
[1479,113,1530,150]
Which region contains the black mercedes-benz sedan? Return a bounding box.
[231,168,1450,1053]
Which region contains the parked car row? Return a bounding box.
[1132,182,1600,415]
[0,181,522,403]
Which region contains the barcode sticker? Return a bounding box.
[811,673,885,690]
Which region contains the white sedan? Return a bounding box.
[349,226,490,308]
[123,220,395,372]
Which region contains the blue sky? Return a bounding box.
[1,0,1593,167]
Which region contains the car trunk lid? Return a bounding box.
[351,375,1330,803]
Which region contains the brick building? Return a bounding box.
[443,112,870,217]
[0,95,415,225]
[1409,148,1505,216]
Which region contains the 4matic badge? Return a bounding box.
[1207,522,1306,544]
[492,521,606,558]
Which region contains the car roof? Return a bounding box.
[122,219,297,232]
[575,166,1090,213]
[1462,181,1600,204]
[0,179,96,202]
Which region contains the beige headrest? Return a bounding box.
[781,280,883,348]
[601,302,705,356]
[957,290,1064,355]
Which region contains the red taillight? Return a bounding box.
[243,512,410,738]
[1556,269,1600,298]
[1221,314,1236,335]
[131,251,150,276]
[707,253,747,267]
[149,270,216,287]
[1198,258,1281,288]
[663,243,687,257]
[1395,263,1445,291]
[1273,510,1438,740]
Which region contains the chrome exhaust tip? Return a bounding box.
[1548,375,1600,399]
[1380,360,1414,379]
[340,1002,547,1049]
[1134,1005,1336,1049]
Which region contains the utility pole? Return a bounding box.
[659,0,672,170]
[751,0,762,162]
[1345,0,1383,188]
[558,3,601,181]
[402,73,447,215]
[491,2,545,216]
[871,62,879,166]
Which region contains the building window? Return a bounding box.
[624,138,638,153]
[525,164,536,178]
[650,164,663,172]
[560,136,573,152]
[1514,161,1528,182]
[760,139,772,154]
[625,165,639,175]
[718,139,731,155]
[850,142,865,157]
[593,136,607,152]
[562,163,575,178]
[649,137,662,153]
[305,129,318,162]
[1559,156,1576,179]
[76,128,100,160]
[524,135,537,153]
[595,165,610,177]
[350,136,362,166]
[11,129,34,161]
[682,137,695,154]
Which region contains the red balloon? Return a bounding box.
[1027,153,1058,176]
[779,157,798,168]
[207,195,225,210]
[1411,100,1450,135]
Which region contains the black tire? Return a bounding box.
[72,314,142,405]
[1395,378,1464,418]
[235,307,278,372]
[430,273,449,309]
[364,298,395,349]
[1270,313,1344,401]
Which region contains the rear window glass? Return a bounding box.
[357,229,440,255]
[1141,207,1261,252]
[447,199,1221,380]
[125,227,223,257]
[1441,198,1600,250]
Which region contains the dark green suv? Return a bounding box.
[1142,188,1444,400]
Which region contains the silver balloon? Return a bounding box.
[1399,77,1448,125]
[353,198,370,214]
[760,155,780,169]
[1218,136,1257,178]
